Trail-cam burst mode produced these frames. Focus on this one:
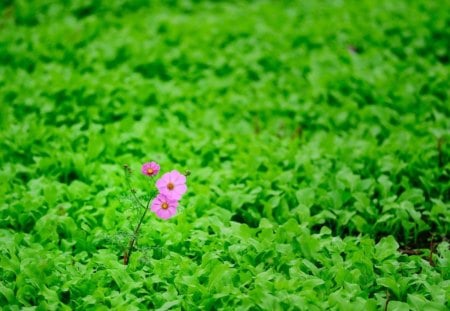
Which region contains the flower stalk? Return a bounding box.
[123,196,152,265]
[121,162,188,265]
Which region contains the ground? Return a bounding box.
[0,0,449,310]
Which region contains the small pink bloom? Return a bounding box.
[141,162,160,177]
[150,193,178,219]
[156,170,187,200]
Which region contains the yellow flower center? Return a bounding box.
[167,182,174,190]
[147,168,154,175]
[162,202,169,209]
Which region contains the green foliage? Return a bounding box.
[0,0,449,309]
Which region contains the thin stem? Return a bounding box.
[124,196,153,265]
[437,137,444,168]
[123,166,146,209]
[429,234,435,266]
[384,290,390,311]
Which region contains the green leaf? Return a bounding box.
[155,300,180,311]
[0,283,15,304]
[87,133,106,160]
[296,188,315,208]
[387,301,410,311]
[375,236,399,261]
[377,277,400,299]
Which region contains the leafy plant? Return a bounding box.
[0,0,448,309]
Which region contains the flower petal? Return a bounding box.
[168,198,179,207]
[141,163,150,174]
[156,174,169,189]
[167,170,178,183]
[156,208,176,219]
[163,191,182,200]
[174,174,186,185]
[150,200,161,212]
[175,184,187,196]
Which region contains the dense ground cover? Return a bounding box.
[0,0,449,309]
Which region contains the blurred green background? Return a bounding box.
[0,0,449,310]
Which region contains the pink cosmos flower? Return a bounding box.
[150,193,179,219]
[156,170,187,200]
[141,162,160,177]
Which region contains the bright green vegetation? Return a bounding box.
[1,0,449,310]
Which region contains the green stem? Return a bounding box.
[124,166,146,209]
[124,196,152,265]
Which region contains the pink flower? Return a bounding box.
[150,193,178,219]
[156,170,187,200]
[141,162,160,177]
